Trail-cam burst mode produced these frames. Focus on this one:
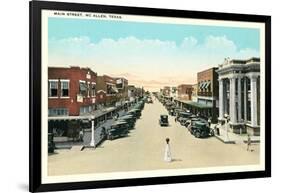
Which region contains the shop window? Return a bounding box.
[48,108,69,116]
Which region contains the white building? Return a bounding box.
[216,57,260,136]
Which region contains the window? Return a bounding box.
[87,82,90,97]
[48,108,69,116]
[79,106,93,115]
[61,80,69,97]
[79,81,87,96]
[107,84,113,94]
[116,79,123,89]
[91,83,96,96]
[49,80,58,97]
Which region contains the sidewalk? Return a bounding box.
[211,124,260,144]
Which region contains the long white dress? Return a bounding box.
[164,144,172,162]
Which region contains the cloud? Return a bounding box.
[48,35,259,91]
[180,36,198,49]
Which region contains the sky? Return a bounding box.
[48,17,260,91]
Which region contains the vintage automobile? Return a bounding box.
[168,109,175,116]
[107,120,129,140]
[146,97,153,103]
[186,117,208,130]
[128,108,142,118]
[183,115,198,127]
[159,114,169,126]
[176,112,192,125]
[48,133,55,153]
[118,115,136,129]
[190,121,214,138]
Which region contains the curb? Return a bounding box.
[214,135,260,144]
[214,135,236,144]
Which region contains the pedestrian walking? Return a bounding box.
[247,134,251,151]
[175,117,177,123]
[164,138,172,162]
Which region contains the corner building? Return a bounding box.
[216,57,260,136]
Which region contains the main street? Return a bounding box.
[48,97,259,176]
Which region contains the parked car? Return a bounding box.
[168,109,175,116]
[183,115,198,127]
[190,121,214,138]
[176,112,192,125]
[48,133,55,153]
[186,117,208,130]
[146,97,153,103]
[118,115,136,129]
[159,114,169,126]
[107,121,129,140]
[128,108,142,118]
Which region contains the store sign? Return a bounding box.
[86,72,91,79]
[77,94,83,102]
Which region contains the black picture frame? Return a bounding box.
[29,0,271,192]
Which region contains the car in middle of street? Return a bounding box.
[159,114,169,126]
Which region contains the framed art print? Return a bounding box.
[29,1,271,192]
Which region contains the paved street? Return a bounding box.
[48,97,259,176]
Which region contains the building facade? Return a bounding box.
[115,77,129,101]
[177,84,193,100]
[96,75,118,107]
[127,85,144,102]
[192,84,198,102]
[181,68,218,122]
[163,86,171,96]
[216,57,260,135]
[196,67,219,121]
[48,66,97,116]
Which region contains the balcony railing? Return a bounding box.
[197,92,212,97]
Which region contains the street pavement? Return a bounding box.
[48,97,260,176]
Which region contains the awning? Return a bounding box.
[200,82,205,89]
[181,101,213,109]
[204,81,211,89]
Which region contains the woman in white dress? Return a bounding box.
[164,138,172,162]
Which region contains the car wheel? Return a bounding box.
[195,131,201,138]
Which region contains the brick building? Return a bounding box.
[96,75,118,107]
[48,66,97,116]
[177,84,193,100]
[176,68,219,122]
[115,77,129,101]
[163,86,171,96]
[193,67,219,121]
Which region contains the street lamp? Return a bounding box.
[90,115,95,147]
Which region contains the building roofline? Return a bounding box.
[48,66,97,75]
